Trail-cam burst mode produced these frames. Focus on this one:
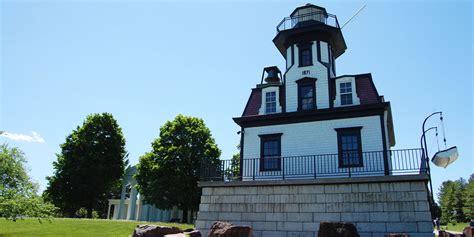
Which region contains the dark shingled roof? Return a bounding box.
[242,73,382,117]
[242,89,261,117]
[330,73,381,105]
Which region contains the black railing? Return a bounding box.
[200,149,425,182]
[276,12,340,32]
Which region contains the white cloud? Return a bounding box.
[0,131,45,143]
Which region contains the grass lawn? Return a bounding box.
[438,222,470,232]
[0,218,194,237]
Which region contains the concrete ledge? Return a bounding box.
[198,174,429,187]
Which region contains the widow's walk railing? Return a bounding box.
[276,12,340,32]
[200,149,425,182]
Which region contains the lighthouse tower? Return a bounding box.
[274,3,348,111]
[233,3,395,174]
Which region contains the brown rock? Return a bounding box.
[385,234,409,237]
[208,221,253,237]
[318,222,360,237]
[185,230,202,237]
[132,224,183,237]
[438,230,465,237]
[464,227,473,237]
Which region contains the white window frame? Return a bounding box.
[340,82,353,105]
[259,87,282,115]
[333,77,360,107]
[265,91,277,114]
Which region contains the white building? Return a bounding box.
[107,166,191,223]
[232,4,398,180]
[196,4,433,237]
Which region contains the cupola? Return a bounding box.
[273,3,347,59]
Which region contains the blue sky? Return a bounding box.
[1,1,472,200]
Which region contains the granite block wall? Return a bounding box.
[196,178,434,237]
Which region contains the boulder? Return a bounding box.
[208,221,253,237]
[132,224,183,237]
[185,230,202,237]
[464,227,473,237]
[318,222,360,237]
[385,234,409,237]
[438,230,465,237]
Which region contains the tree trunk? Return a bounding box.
[68,208,75,218]
[181,207,188,223]
[87,206,93,219]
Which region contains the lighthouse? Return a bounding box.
[198,4,434,237]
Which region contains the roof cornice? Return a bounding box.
[234,102,391,128]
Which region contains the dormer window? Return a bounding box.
[340,82,353,105]
[333,77,360,108]
[265,91,277,114]
[298,42,313,67]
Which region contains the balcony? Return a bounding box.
[273,11,346,59]
[276,12,340,33]
[200,149,425,182]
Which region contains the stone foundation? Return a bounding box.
[196,175,434,237]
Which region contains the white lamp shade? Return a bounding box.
[431,146,459,168]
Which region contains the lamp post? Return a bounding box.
[422,112,443,160]
[420,126,437,173]
[421,111,443,216]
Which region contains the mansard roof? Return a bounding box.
[242,89,261,117]
[330,73,383,106]
[241,73,383,117]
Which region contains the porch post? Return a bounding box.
[127,186,138,220]
[106,203,112,219]
[117,182,127,219]
[136,194,143,221]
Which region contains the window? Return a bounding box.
[336,127,363,168]
[296,77,317,111]
[300,85,314,110]
[259,133,282,171]
[298,42,313,67]
[265,91,276,114]
[300,49,312,66]
[290,45,295,67]
[340,82,353,105]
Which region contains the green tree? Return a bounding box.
[0,143,56,221]
[135,115,221,223]
[44,113,127,217]
[224,145,241,180]
[438,180,456,224]
[438,178,468,224]
[452,178,466,222]
[463,174,474,219]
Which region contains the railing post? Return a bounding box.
[313,155,317,179]
[282,157,285,180]
[383,150,390,176]
[221,161,225,181]
[253,159,256,181]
